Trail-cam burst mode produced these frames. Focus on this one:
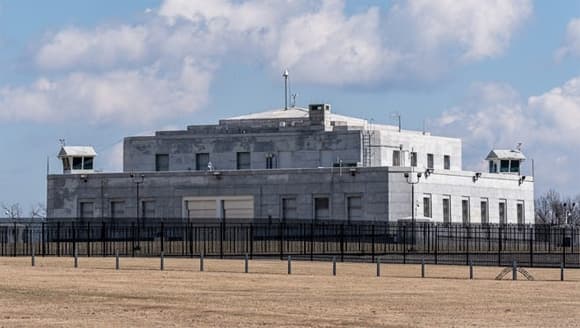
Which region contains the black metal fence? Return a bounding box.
[1,219,579,268]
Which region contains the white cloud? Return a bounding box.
[0,58,212,125]
[555,18,580,61]
[0,0,533,125]
[434,77,580,194]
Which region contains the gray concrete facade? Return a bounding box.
[46,104,534,224]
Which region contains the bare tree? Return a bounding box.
[30,203,46,219]
[535,190,580,225]
[1,203,23,219]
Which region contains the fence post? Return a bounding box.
[561,262,564,281]
[245,253,249,273]
[12,222,16,257]
[376,257,381,277]
[220,221,224,260]
[469,260,473,280]
[310,222,314,261]
[31,246,35,267]
[56,221,61,257]
[529,226,534,267]
[498,225,502,267]
[131,222,136,258]
[512,260,517,281]
[160,221,165,255]
[115,250,120,270]
[371,224,375,263]
[200,251,204,272]
[279,221,284,261]
[340,223,345,262]
[86,221,91,258]
[74,248,78,268]
[160,251,164,271]
[421,259,425,278]
[332,256,336,276]
[434,225,438,265]
[403,225,407,265]
[562,226,566,269]
[41,222,46,257]
[288,255,292,275]
[249,224,254,260]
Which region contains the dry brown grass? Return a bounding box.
[0,257,579,327]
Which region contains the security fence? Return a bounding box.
[0,219,579,268]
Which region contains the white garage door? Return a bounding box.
[223,198,254,219]
[186,199,217,220]
[184,196,254,220]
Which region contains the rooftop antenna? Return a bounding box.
[59,138,66,147]
[391,113,401,132]
[291,93,297,108]
[283,69,289,110]
[516,142,523,151]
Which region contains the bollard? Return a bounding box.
[512,260,517,281]
[376,257,381,277]
[421,259,425,278]
[561,262,564,281]
[74,249,78,268]
[160,251,164,271]
[332,256,336,276]
[31,247,35,267]
[200,251,204,272]
[469,260,473,280]
[288,256,292,275]
[244,253,249,273]
[115,250,120,271]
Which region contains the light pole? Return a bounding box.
[283,69,289,110]
[130,173,144,250]
[404,170,422,249]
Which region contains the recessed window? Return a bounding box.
[489,161,497,173]
[237,152,251,170]
[111,201,125,219]
[314,197,330,220]
[282,197,297,220]
[196,153,209,171]
[427,154,434,169]
[347,196,363,221]
[480,198,489,224]
[142,200,156,219]
[510,160,520,173]
[266,154,274,169]
[423,194,432,218]
[392,150,401,166]
[462,197,470,225]
[80,202,94,219]
[442,196,451,223]
[444,155,450,170]
[499,200,507,224]
[517,201,524,225]
[83,157,93,170]
[155,154,169,172]
[410,152,417,167]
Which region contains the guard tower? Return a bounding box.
[486,149,525,175]
[58,146,96,174]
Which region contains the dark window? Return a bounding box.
[423,195,431,218]
[444,155,450,170]
[333,162,357,167]
[62,158,71,171]
[510,160,520,173]
[392,150,401,166]
[480,199,489,224]
[410,152,417,167]
[427,154,434,169]
[237,152,251,170]
[83,157,93,170]
[443,197,451,223]
[282,198,297,220]
[111,201,125,218]
[80,202,94,219]
[499,200,506,224]
[266,154,274,169]
[142,200,156,219]
[72,157,83,170]
[489,161,496,173]
[155,154,169,171]
[500,160,510,173]
[196,153,209,171]
[462,198,470,224]
[517,201,524,224]
[347,196,363,221]
[314,197,330,220]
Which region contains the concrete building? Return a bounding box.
[46,104,534,224]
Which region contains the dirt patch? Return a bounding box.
[0,257,579,327]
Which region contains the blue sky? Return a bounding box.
[1,0,580,214]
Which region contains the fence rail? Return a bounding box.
[1,219,579,268]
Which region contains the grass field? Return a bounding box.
[0,257,579,327]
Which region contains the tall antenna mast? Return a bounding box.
[283,69,289,110]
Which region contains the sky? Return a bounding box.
[1,0,580,214]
